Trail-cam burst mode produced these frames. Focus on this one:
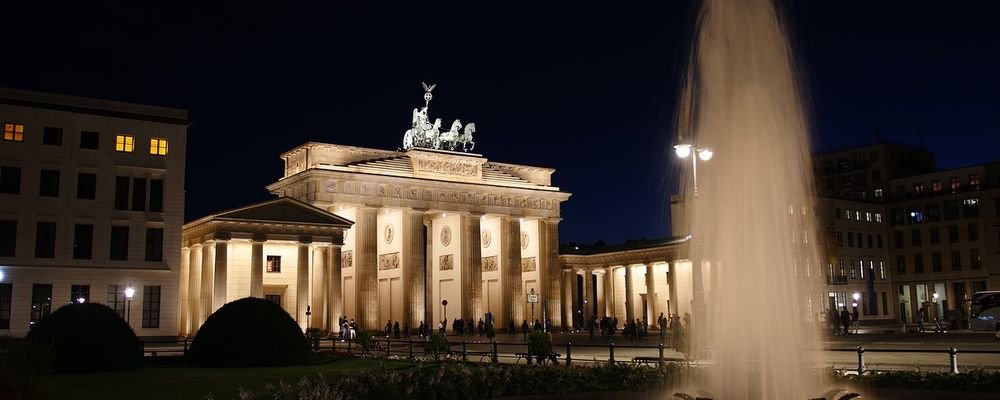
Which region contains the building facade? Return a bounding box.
[0,88,187,337]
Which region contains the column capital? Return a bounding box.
[297,236,313,245]
[212,232,232,241]
[251,233,267,243]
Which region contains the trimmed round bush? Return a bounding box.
[187,297,310,367]
[25,303,141,373]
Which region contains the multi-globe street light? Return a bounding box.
[674,144,714,197]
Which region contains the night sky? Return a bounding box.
[2,2,998,245]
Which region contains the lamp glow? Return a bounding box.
[124,287,135,299]
[852,293,860,301]
[932,293,939,302]
[674,144,692,158]
[77,297,86,304]
[698,148,714,161]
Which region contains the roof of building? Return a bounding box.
[186,197,354,228]
[560,236,689,256]
[0,87,188,125]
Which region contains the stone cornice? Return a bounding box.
[559,244,684,270]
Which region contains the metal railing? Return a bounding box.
[830,346,1000,375]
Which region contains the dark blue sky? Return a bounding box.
[1,1,998,244]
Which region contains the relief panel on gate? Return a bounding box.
[440,254,454,271]
[482,255,498,272]
[521,257,536,272]
[378,252,400,270]
[342,250,353,269]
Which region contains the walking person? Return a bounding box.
[839,307,851,335]
[917,308,926,332]
[521,320,530,341]
[393,321,401,338]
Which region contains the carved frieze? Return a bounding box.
[482,255,498,272]
[378,252,400,270]
[521,257,537,272]
[342,250,353,269]
[321,178,562,212]
[440,254,454,271]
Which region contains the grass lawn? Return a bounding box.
[37,357,414,400]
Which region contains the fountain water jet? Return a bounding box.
[673,0,832,398]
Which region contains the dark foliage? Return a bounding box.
[24,303,140,373]
[187,297,310,367]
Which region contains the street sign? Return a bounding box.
[527,294,539,303]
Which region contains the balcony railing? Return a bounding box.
[827,275,848,285]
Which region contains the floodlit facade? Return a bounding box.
[0,88,187,337]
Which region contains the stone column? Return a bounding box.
[460,213,483,321]
[666,262,677,316]
[540,219,561,328]
[604,266,614,317]
[328,244,343,333]
[250,236,265,298]
[625,264,635,322]
[355,207,379,331]
[561,269,573,330]
[311,245,327,329]
[598,269,607,318]
[296,238,311,331]
[178,247,190,336]
[645,262,656,327]
[424,218,433,326]
[500,216,523,327]
[187,244,202,336]
[570,270,580,328]
[200,240,215,326]
[403,210,426,331]
[582,268,593,323]
[213,239,229,312]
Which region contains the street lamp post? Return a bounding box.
[674,143,714,197]
[674,142,712,339]
[124,286,135,325]
[853,292,861,334]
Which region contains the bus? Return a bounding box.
[970,291,1000,332]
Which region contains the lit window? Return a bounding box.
[865,212,872,222]
[874,188,884,199]
[931,180,942,192]
[3,123,24,142]
[116,135,135,152]
[150,138,168,155]
[875,213,882,223]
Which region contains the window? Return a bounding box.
[843,209,851,219]
[131,178,146,211]
[877,234,883,249]
[35,222,56,258]
[115,135,134,152]
[950,177,961,193]
[931,252,942,272]
[969,174,981,190]
[847,232,854,247]
[890,208,903,225]
[76,173,96,199]
[43,127,63,145]
[948,225,959,243]
[854,211,861,221]
[908,208,923,224]
[837,232,844,247]
[931,180,942,193]
[114,177,130,210]
[879,261,886,280]
[859,260,865,279]
[834,208,842,219]
[849,259,857,279]
[29,284,52,328]
[0,221,15,256]
[962,198,980,218]
[0,283,11,329]
[265,294,281,306]
[874,212,882,223]
[107,285,125,318]
[867,234,873,248]
[914,183,925,194]
[929,227,940,245]
[865,212,872,222]
[267,255,281,273]
[142,286,161,328]
[882,292,889,316]
[110,226,129,261]
[149,179,163,212]
[0,166,21,194]
[39,169,60,197]
[71,284,90,304]
[951,251,962,271]
[925,203,940,222]
[874,188,884,199]
[3,123,24,142]
[149,138,168,155]
[73,224,93,260]
[944,201,960,220]
[80,131,99,149]
[911,229,921,246]
[913,254,924,273]
[894,231,904,248]
[971,249,982,270]
[968,223,979,241]
[144,228,163,262]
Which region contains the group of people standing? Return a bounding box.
[337,316,358,339]
[580,312,690,342]
[829,307,859,336]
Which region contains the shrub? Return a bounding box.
[25,303,141,373]
[423,333,450,360]
[357,331,377,353]
[527,332,553,364]
[187,297,310,367]
[0,336,54,399]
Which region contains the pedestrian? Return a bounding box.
[917,308,926,332]
[385,320,392,338]
[393,321,400,338]
[509,320,516,336]
[521,320,530,341]
[839,307,851,335]
[851,307,859,334]
[478,318,485,336]
[587,317,595,339]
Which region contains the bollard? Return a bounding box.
[949,347,959,374]
[609,341,616,364]
[491,341,498,364]
[856,346,865,375]
[409,339,414,359]
[463,341,468,362]
[659,343,665,367]
[566,342,572,367]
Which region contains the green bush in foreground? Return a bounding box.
[230,363,681,400]
[187,297,310,367]
[832,368,1000,393]
[25,303,141,373]
[0,336,54,399]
